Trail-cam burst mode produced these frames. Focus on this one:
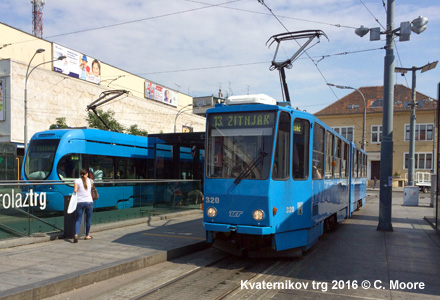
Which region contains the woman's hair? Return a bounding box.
[80,169,88,189]
[92,59,100,74]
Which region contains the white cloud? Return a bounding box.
[1,0,439,113]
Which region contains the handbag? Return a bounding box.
[67,193,77,214]
[91,183,99,200]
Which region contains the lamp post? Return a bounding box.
[174,104,193,133]
[354,2,429,232]
[394,61,438,186]
[327,83,366,150]
[24,50,66,152]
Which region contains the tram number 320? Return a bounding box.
[205,197,220,204]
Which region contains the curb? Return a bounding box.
[0,241,208,300]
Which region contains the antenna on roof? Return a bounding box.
[31,0,46,38]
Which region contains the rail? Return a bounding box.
[0,178,200,186]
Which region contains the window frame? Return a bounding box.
[404,123,434,141]
[292,118,310,180]
[332,126,354,142]
[371,125,383,144]
[272,111,291,181]
[312,123,325,180]
[403,152,433,170]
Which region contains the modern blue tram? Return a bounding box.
[22,128,201,211]
[203,95,367,256]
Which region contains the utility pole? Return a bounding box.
[376,0,395,232]
[395,62,438,186]
[354,7,428,229]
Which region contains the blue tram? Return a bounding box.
[203,95,367,256]
[22,128,201,211]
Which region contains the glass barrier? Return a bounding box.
[0,180,202,240]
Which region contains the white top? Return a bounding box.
[226,94,277,105]
[74,178,93,203]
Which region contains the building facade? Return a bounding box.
[315,85,437,186]
[0,22,206,161]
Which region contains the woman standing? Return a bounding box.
[73,169,94,243]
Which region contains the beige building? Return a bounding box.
[0,22,206,160]
[315,85,437,186]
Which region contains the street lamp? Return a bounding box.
[394,61,438,186]
[24,50,66,152]
[354,2,429,232]
[327,83,366,150]
[174,104,193,133]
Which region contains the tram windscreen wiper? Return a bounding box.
[234,151,267,185]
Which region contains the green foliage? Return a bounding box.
[49,117,69,129]
[85,109,148,136]
[127,124,148,137]
[85,109,126,132]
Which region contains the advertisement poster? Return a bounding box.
[0,78,4,121]
[52,43,101,84]
[145,80,178,107]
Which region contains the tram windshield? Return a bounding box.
[206,111,276,180]
[24,139,60,180]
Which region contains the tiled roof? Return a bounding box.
[314,84,437,116]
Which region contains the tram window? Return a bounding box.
[206,111,275,180]
[365,154,368,178]
[312,123,325,180]
[334,137,341,179]
[341,142,348,179]
[325,131,334,179]
[116,158,128,179]
[134,158,149,179]
[126,160,136,179]
[293,118,309,180]
[360,153,364,177]
[156,148,174,179]
[353,149,358,178]
[57,154,83,180]
[25,139,60,180]
[273,112,291,180]
[363,154,367,178]
[89,155,113,180]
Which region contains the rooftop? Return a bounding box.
[315,84,437,116]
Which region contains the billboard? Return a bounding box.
[0,78,4,121]
[52,43,101,84]
[145,80,178,107]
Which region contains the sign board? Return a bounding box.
[52,43,101,84]
[145,80,178,107]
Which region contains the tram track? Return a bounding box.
[130,252,278,300]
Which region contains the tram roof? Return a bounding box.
[148,132,205,148]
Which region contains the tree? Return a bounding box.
[126,124,148,137]
[85,109,126,132]
[49,117,69,129]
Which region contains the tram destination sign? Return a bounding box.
[209,111,275,129]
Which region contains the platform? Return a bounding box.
[0,210,206,300]
[0,190,439,299]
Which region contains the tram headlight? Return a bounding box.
[252,209,265,221]
[206,207,217,218]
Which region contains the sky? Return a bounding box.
[0,0,439,113]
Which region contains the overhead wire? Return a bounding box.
[359,0,385,30]
[257,0,340,102]
[3,0,399,112]
[362,0,409,88]
[5,0,242,46]
[185,0,356,29]
[5,0,359,49]
[137,47,384,75]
